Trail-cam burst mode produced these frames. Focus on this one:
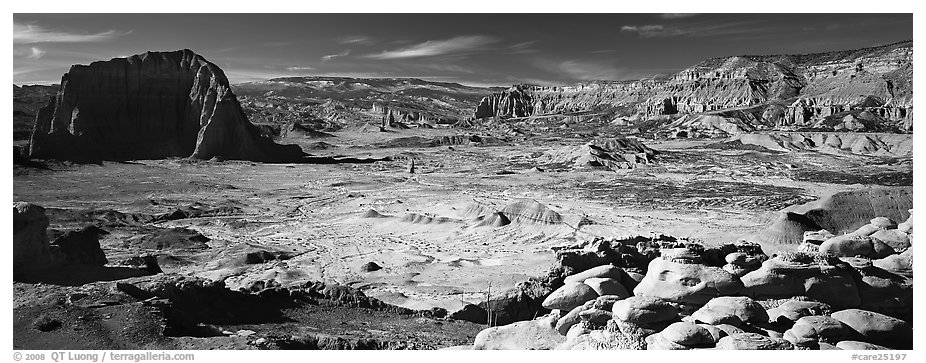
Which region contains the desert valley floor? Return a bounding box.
[12,125,913,349]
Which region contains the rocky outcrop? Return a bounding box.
[372,103,442,127]
[754,188,912,245]
[28,49,304,162]
[13,202,57,277]
[472,313,564,350]
[464,199,564,225]
[540,137,657,171]
[740,252,861,307]
[14,202,118,280]
[830,309,912,349]
[473,86,533,119]
[49,226,109,266]
[633,248,744,306]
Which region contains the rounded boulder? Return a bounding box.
[611,296,679,325]
[542,282,599,311]
[830,309,912,349]
[583,277,630,298]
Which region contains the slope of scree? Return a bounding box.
[28,49,305,162]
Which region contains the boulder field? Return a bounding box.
[469,213,913,350]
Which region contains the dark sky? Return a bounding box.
[13,13,913,87]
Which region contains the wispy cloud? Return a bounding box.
[558,60,625,81]
[533,59,626,81]
[364,35,498,60]
[340,35,373,45]
[620,20,765,38]
[28,47,47,59]
[416,63,475,74]
[503,75,563,87]
[211,46,240,54]
[620,25,669,37]
[224,69,296,82]
[261,41,294,47]
[286,66,315,72]
[14,22,128,44]
[508,40,540,54]
[14,47,47,59]
[659,13,698,19]
[321,49,351,62]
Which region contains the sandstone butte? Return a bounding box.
[28,49,305,162]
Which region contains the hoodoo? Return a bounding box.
[28,49,305,162]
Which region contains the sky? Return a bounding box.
[12,13,913,87]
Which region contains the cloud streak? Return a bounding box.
[659,13,698,19]
[533,58,626,81]
[340,35,372,45]
[27,47,47,59]
[14,47,47,59]
[321,49,350,62]
[14,22,127,44]
[558,60,625,81]
[286,66,315,71]
[364,35,498,59]
[508,40,540,54]
[620,25,670,37]
[621,20,766,38]
[414,63,475,74]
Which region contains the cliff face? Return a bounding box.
[29,49,304,162]
[473,41,913,133]
[473,86,534,119]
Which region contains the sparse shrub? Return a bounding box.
[590,320,646,350]
[33,315,62,332]
[778,250,836,266]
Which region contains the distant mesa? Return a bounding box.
[541,137,657,171]
[466,199,564,226]
[361,209,391,219]
[28,49,305,162]
[400,213,458,225]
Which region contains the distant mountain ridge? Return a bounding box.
[693,40,911,69]
[232,76,498,131]
[473,40,913,135]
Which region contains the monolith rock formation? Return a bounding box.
[28,49,305,162]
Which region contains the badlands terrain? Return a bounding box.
[12,41,913,350]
